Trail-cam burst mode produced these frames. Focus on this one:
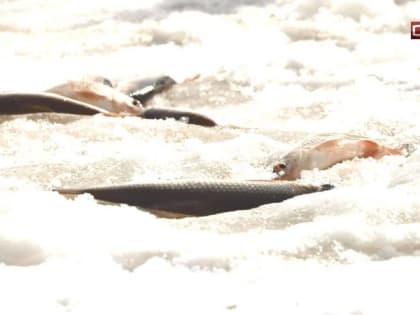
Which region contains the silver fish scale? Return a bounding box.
[56,180,331,216]
[112,180,311,195]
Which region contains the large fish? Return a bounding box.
[273,134,412,180]
[56,180,334,217]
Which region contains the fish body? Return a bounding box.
[56,180,333,216]
[0,92,112,115]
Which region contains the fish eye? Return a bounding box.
[132,99,141,107]
[273,162,287,174]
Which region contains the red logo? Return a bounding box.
[411,21,420,39]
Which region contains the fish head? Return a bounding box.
[109,89,143,114]
[272,151,303,181]
[153,76,177,93]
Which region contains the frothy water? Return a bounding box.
[1,1,420,314]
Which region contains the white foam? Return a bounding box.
[1,1,420,314]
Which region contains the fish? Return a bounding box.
[273,134,412,180]
[55,180,334,217]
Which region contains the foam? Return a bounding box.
[1,1,419,314]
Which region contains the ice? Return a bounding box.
[1,0,420,314]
